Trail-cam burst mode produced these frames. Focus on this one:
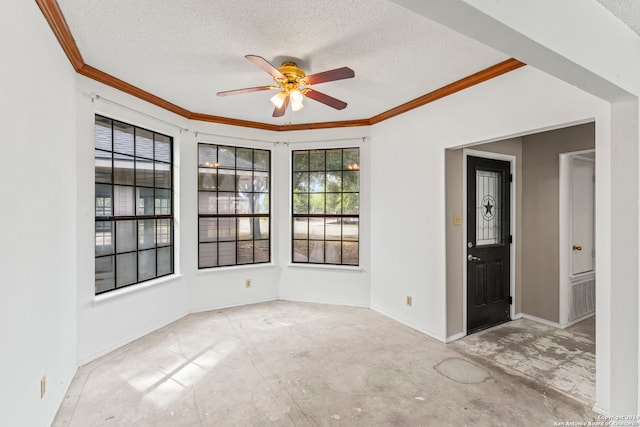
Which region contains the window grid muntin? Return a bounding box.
[197,143,271,268]
[292,148,360,266]
[94,115,174,295]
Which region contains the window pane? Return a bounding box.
[237,170,252,192]
[293,151,309,171]
[255,240,269,263]
[326,193,342,214]
[254,150,269,171]
[156,219,172,246]
[157,246,172,276]
[155,134,171,163]
[236,147,253,169]
[293,217,308,239]
[116,220,136,253]
[198,192,217,214]
[95,116,112,151]
[116,252,137,287]
[218,218,236,241]
[326,171,342,192]
[113,154,134,185]
[135,129,154,160]
[236,193,251,214]
[95,221,113,256]
[136,158,154,187]
[253,194,269,214]
[238,217,252,241]
[95,149,112,183]
[325,218,341,241]
[113,185,135,216]
[326,241,342,264]
[309,172,325,193]
[218,146,236,168]
[238,241,253,264]
[155,189,171,215]
[309,241,324,263]
[343,171,359,192]
[293,172,308,193]
[113,121,134,156]
[199,168,217,191]
[326,149,342,171]
[138,249,156,281]
[217,192,235,214]
[342,242,359,265]
[199,243,217,268]
[155,162,171,189]
[199,218,217,242]
[293,240,308,262]
[218,169,235,191]
[309,194,325,215]
[95,256,115,293]
[343,148,359,170]
[199,144,217,167]
[343,193,360,215]
[293,193,309,214]
[219,241,236,266]
[343,218,359,241]
[138,219,155,250]
[309,150,325,171]
[256,217,269,239]
[254,171,269,192]
[136,187,154,216]
[309,217,324,240]
[95,184,112,217]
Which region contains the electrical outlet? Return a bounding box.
[245,279,251,288]
[406,296,413,307]
[40,375,46,399]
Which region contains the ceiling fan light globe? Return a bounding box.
[291,100,304,112]
[270,91,286,108]
[289,89,304,103]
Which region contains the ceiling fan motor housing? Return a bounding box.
[276,62,307,89]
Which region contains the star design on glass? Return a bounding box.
[481,195,496,220]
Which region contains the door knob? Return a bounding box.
[468,254,481,261]
[572,245,582,251]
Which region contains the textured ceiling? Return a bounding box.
[597,0,640,35]
[58,0,510,125]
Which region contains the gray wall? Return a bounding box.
[521,123,595,322]
[445,123,594,336]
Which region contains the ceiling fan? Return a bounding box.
[217,55,355,117]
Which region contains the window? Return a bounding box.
[94,116,174,295]
[292,148,359,265]
[198,144,271,268]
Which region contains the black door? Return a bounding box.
[467,156,511,334]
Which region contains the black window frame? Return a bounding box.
[291,147,360,266]
[197,143,272,268]
[94,115,174,295]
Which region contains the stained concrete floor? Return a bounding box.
[452,316,595,405]
[54,302,597,426]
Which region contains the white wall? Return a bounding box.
[369,66,609,346]
[0,1,78,425]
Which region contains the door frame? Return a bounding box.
[462,149,516,335]
[559,149,595,328]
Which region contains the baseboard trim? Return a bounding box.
[559,312,595,329]
[520,313,562,329]
[189,297,280,314]
[78,310,190,365]
[47,363,78,426]
[445,332,466,343]
[370,305,446,343]
[279,297,370,309]
[592,405,609,417]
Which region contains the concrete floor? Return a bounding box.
[452,316,595,405]
[54,302,597,426]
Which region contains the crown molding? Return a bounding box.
[37,0,525,132]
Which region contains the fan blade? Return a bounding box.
[217,86,275,96]
[304,67,354,86]
[272,95,290,117]
[245,55,285,79]
[304,89,348,110]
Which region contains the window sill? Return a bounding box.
[195,263,277,275]
[92,274,184,306]
[287,263,363,272]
